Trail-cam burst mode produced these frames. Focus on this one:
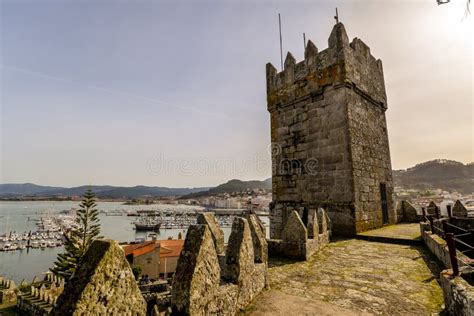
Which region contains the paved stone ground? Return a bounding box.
[357,223,421,241]
[242,239,444,315]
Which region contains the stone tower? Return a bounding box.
[266,22,395,237]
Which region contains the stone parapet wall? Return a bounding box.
[421,220,474,314]
[266,24,386,108]
[171,213,267,315]
[453,200,469,218]
[420,222,469,270]
[0,276,17,304]
[268,208,331,260]
[440,270,474,315]
[396,200,422,223]
[16,273,64,316]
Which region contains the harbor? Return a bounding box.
[0,200,269,284]
[0,215,77,251]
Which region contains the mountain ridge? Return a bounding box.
[393,159,473,194]
[2,159,472,198]
[0,184,210,199]
[180,178,272,199]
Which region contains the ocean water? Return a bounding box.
[0,201,270,284]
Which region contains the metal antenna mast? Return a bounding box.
[335,8,339,24]
[279,13,283,70]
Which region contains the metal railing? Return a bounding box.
[423,205,474,276]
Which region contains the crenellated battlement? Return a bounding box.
[267,21,395,238]
[266,22,387,112]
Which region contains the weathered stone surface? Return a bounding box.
[171,224,220,315]
[247,239,444,315]
[396,200,421,223]
[282,210,307,243]
[246,213,268,263]
[420,223,470,271]
[307,208,319,239]
[440,269,474,315]
[225,217,255,283]
[284,52,296,69]
[304,40,318,59]
[53,239,146,316]
[267,22,394,238]
[171,216,268,315]
[269,209,330,260]
[0,277,17,304]
[427,201,440,216]
[453,200,468,218]
[197,212,225,254]
[317,208,328,234]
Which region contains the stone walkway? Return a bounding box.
[242,239,444,315]
[357,223,422,243]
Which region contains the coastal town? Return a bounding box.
[1,0,472,315]
[1,167,473,315]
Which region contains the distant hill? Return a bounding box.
[96,186,209,199]
[0,183,64,196]
[3,159,472,199]
[38,185,117,197]
[0,184,209,199]
[182,178,272,198]
[393,159,474,194]
[0,178,271,200]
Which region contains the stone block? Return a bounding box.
[307,208,319,239]
[317,208,328,234]
[453,200,468,218]
[427,201,439,216]
[197,212,225,255]
[440,269,474,315]
[282,210,307,243]
[224,217,255,284]
[171,225,220,315]
[246,213,268,263]
[53,239,146,316]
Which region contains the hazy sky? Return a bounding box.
[0,0,472,187]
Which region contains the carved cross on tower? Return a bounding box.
[334,8,339,24]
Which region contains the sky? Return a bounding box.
[0,0,472,187]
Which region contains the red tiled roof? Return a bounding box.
[124,241,157,258]
[158,239,184,258]
[123,239,184,258]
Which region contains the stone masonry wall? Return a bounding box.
[268,208,331,260]
[171,213,267,315]
[347,88,394,231]
[440,270,474,315]
[267,22,394,237]
[0,277,17,304]
[396,200,422,223]
[420,222,469,270]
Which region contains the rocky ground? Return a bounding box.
[242,238,444,315]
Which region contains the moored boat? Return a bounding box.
[2,243,12,251]
[134,218,161,231]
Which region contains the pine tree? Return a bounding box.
[51,189,101,281]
